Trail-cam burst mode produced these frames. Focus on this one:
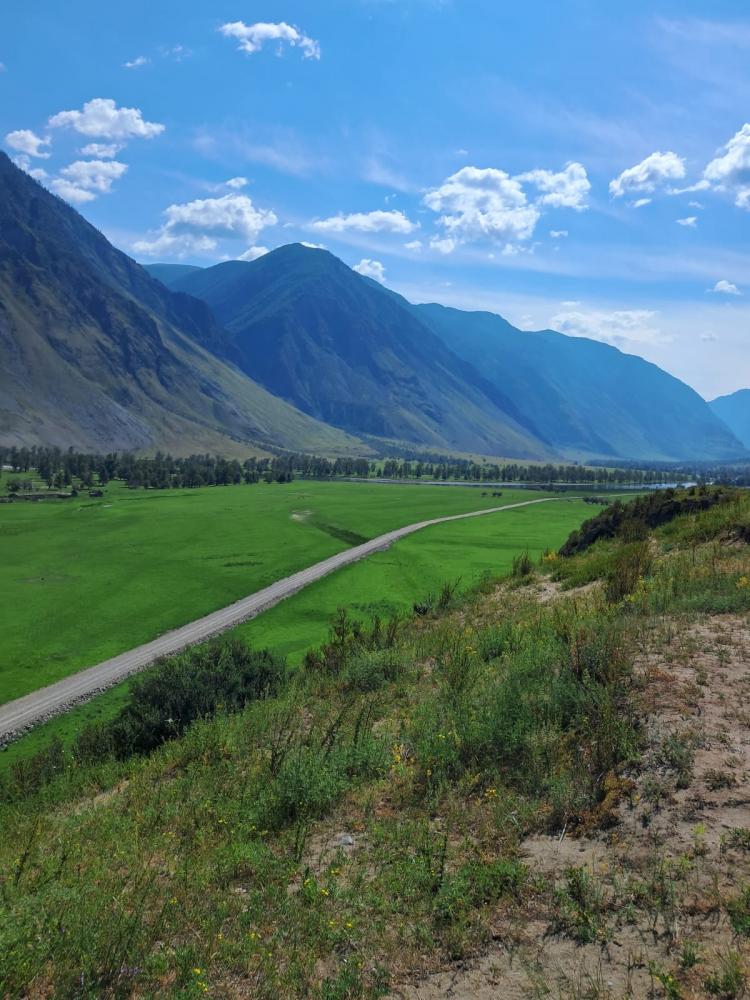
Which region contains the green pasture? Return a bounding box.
[0,479,575,703]
[0,489,593,769]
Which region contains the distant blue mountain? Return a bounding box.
[710,389,750,451]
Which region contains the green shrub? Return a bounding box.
[74,639,285,761]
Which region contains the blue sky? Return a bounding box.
[3,1,750,399]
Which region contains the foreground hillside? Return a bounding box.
[0,155,362,456]
[2,487,750,998]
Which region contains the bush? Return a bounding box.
[74,639,285,761]
[559,487,737,557]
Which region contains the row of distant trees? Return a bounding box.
[2,444,744,493]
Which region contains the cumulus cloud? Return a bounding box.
[300,241,326,249]
[79,142,122,159]
[123,56,149,69]
[404,239,423,251]
[703,123,750,207]
[5,129,51,158]
[219,21,320,59]
[50,179,96,204]
[310,209,417,234]
[711,279,741,295]
[609,151,686,198]
[50,159,128,203]
[49,98,164,140]
[422,162,587,251]
[424,167,539,245]
[353,258,386,283]
[429,235,457,254]
[225,176,248,189]
[133,193,277,258]
[676,216,697,227]
[238,245,269,261]
[550,307,668,347]
[517,162,590,209]
[549,229,568,238]
[12,154,48,180]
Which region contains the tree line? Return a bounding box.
[0,443,714,493]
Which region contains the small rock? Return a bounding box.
[336,833,355,847]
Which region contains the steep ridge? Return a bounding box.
[165,246,551,458]
[413,302,745,462]
[709,388,750,451]
[0,154,364,456]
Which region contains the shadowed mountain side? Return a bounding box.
[412,303,745,462]
[709,388,750,451]
[165,246,552,459]
[0,155,367,457]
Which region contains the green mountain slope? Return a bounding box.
[168,245,551,458]
[709,389,750,450]
[0,155,365,456]
[413,303,745,462]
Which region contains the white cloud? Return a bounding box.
[50,179,96,204]
[703,123,750,207]
[49,98,164,140]
[50,159,128,203]
[609,151,686,198]
[711,279,741,295]
[424,166,540,245]
[0,62,6,72]
[429,235,457,254]
[79,142,122,159]
[404,239,423,251]
[300,241,326,249]
[550,307,668,347]
[561,300,581,307]
[700,332,718,342]
[549,229,568,238]
[518,162,590,209]
[5,129,51,158]
[133,193,277,257]
[124,56,149,69]
[676,216,698,227]
[225,176,248,189]
[631,197,652,208]
[161,44,191,61]
[219,21,320,60]
[310,209,417,234]
[353,258,386,283]
[238,245,269,261]
[688,200,704,208]
[12,154,48,180]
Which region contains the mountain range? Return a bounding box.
[710,390,750,452]
[0,152,746,463]
[0,153,362,456]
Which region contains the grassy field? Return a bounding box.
[4,488,748,998]
[1,479,564,704]
[0,489,594,767]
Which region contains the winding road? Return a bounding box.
[0,496,566,743]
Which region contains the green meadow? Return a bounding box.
[0,484,594,769]
[1,479,588,704]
